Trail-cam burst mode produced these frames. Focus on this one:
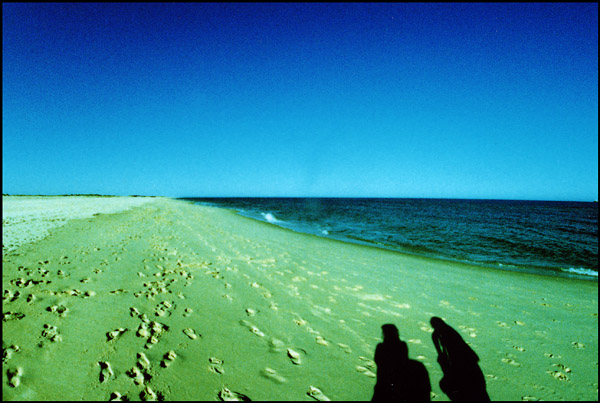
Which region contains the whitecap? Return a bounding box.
[261,212,279,223]
[561,267,598,277]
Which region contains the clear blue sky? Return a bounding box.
[3,3,598,200]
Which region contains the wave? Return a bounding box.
[261,212,280,224]
[560,267,598,277]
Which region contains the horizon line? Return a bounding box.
[3,193,597,203]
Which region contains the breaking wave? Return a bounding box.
[561,267,598,277]
[261,212,280,223]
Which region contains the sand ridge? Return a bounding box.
[2,197,598,400]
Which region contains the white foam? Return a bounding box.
[261,212,279,223]
[561,267,598,277]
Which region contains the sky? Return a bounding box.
[2,3,598,200]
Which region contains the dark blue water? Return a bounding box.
[180,198,598,281]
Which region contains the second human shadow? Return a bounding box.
[431,316,490,401]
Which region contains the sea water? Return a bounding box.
[180,198,598,281]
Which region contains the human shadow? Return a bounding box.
[372,324,431,401]
[430,316,490,401]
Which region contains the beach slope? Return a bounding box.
[2,197,597,400]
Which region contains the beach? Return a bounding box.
[2,196,598,401]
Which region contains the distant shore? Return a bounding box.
[2,196,598,400]
[2,194,154,197]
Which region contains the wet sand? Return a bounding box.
[2,197,598,400]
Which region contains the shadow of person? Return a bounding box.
[430,317,490,401]
[372,324,431,401]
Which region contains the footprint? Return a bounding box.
[144,336,159,349]
[268,338,285,353]
[552,363,572,373]
[47,305,69,317]
[547,370,569,381]
[294,318,307,326]
[7,290,21,302]
[3,312,25,322]
[150,321,168,335]
[3,345,21,363]
[99,361,114,383]
[154,305,171,317]
[337,343,352,354]
[359,356,376,369]
[7,367,23,387]
[137,323,151,338]
[218,387,251,401]
[208,357,225,374]
[137,352,151,370]
[250,326,265,337]
[41,324,62,343]
[239,320,264,337]
[260,367,287,384]
[571,342,585,349]
[183,308,193,317]
[183,328,199,340]
[107,328,128,341]
[109,392,125,401]
[501,357,521,367]
[161,350,177,368]
[140,386,157,401]
[307,385,330,401]
[315,336,329,346]
[127,366,146,385]
[356,365,376,378]
[287,348,302,365]
[512,345,526,352]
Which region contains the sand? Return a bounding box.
[2,196,155,255]
[2,197,598,401]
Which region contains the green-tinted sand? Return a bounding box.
[2,197,598,400]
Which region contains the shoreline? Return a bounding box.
[186,199,598,282]
[3,197,598,400]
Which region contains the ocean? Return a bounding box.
[179,198,598,281]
